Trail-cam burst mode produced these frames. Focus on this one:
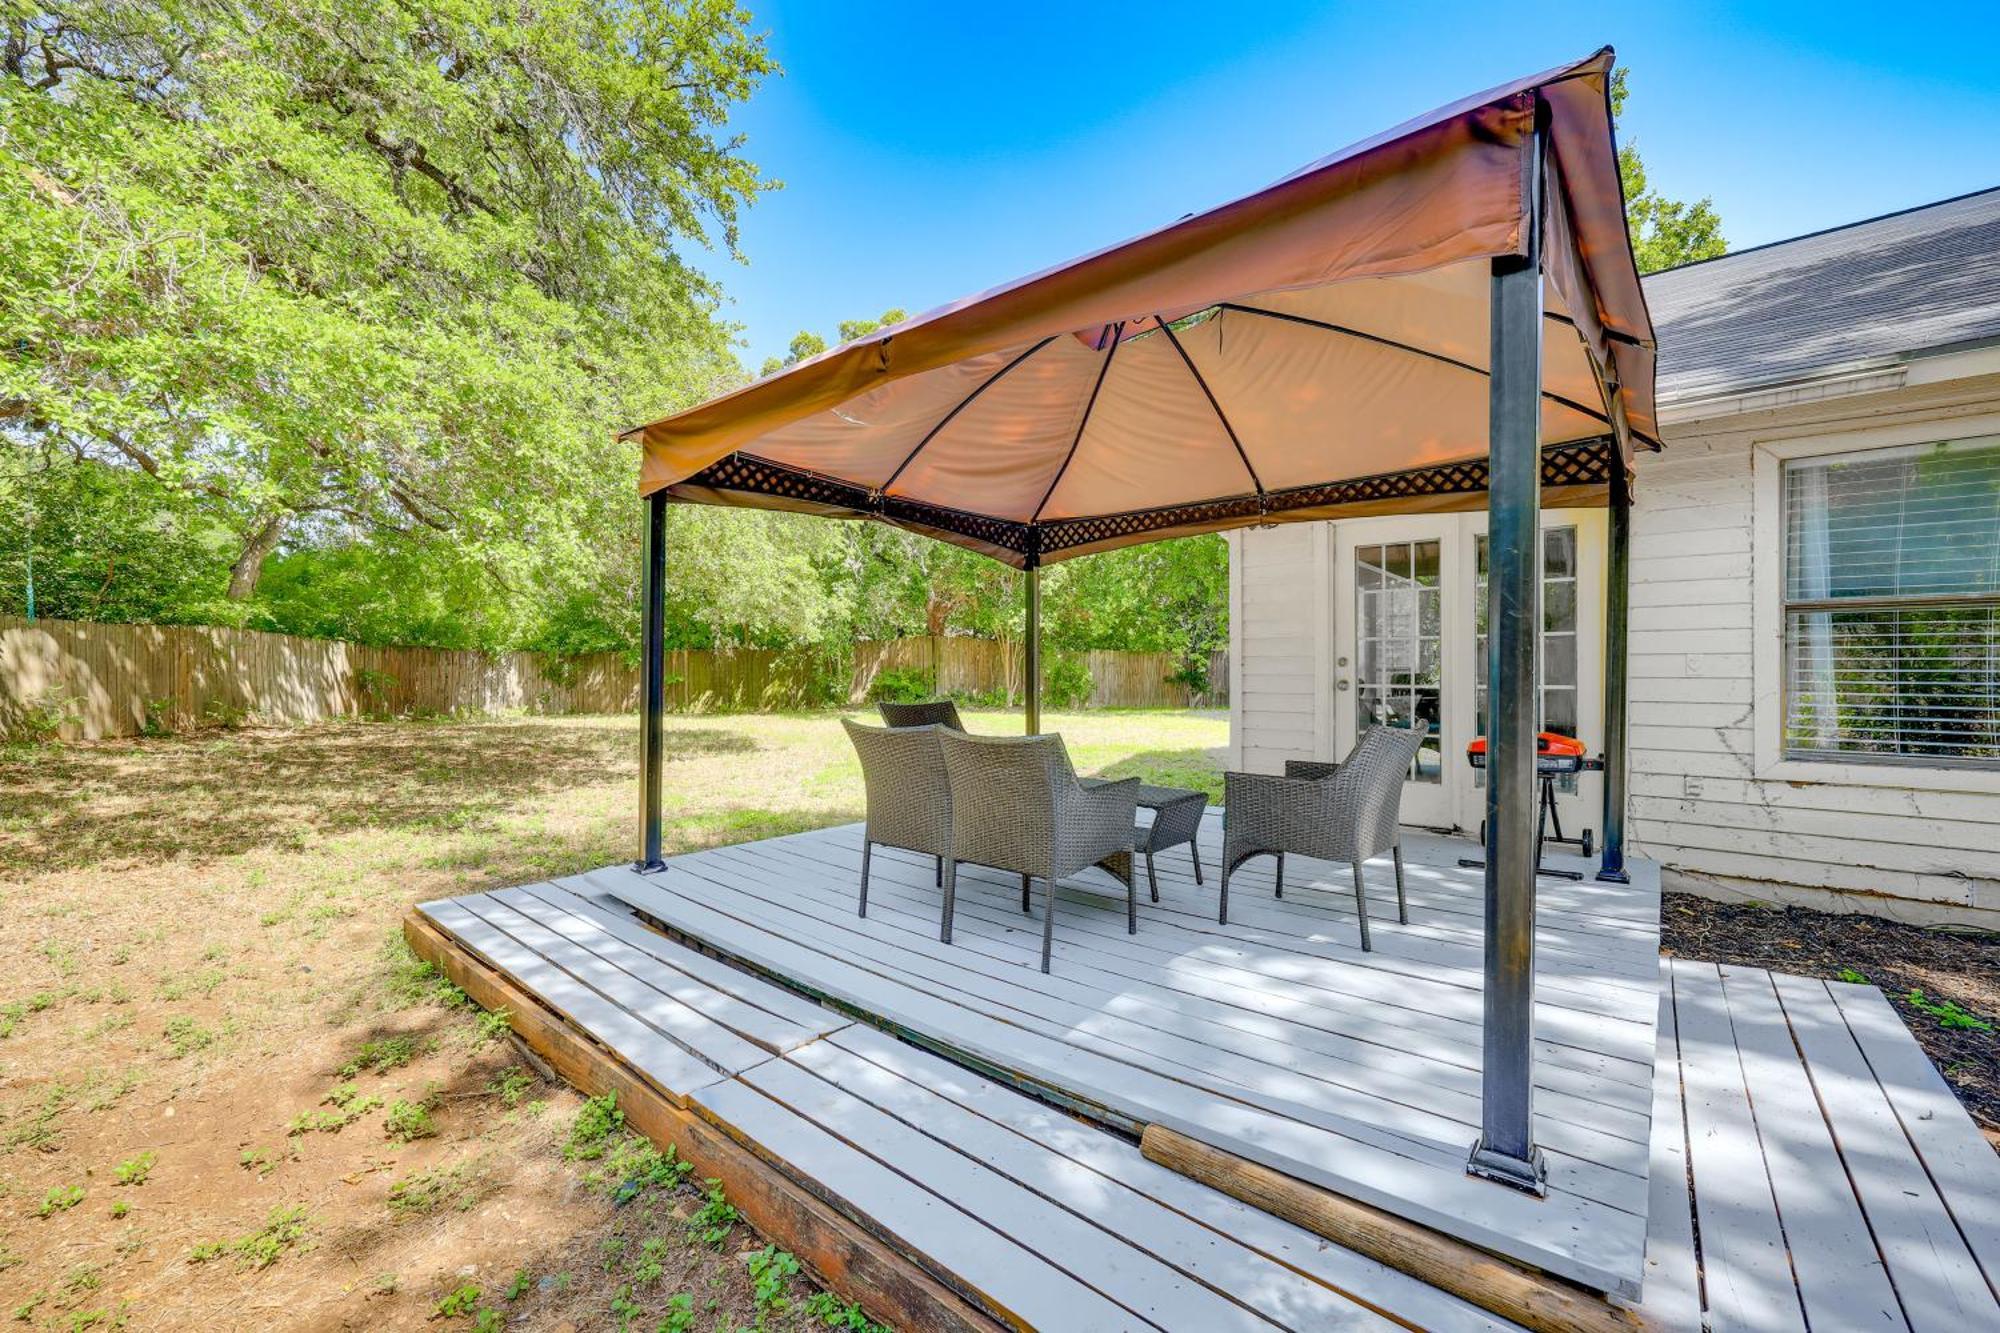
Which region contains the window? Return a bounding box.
[1475,526,1580,736]
[1354,540,1442,782]
[1781,436,2000,767]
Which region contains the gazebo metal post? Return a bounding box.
[1024,562,1042,733]
[1467,120,1549,1196]
[635,490,669,873]
[1597,462,1632,883]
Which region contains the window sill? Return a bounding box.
[1755,755,2000,796]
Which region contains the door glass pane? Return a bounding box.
[1475,527,1582,784]
[1356,538,1442,783]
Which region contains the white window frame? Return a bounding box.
[1751,410,2000,794]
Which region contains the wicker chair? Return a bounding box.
[877,699,964,730]
[1218,725,1428,949]
[936,729,1139,973]
[840,718,953,933]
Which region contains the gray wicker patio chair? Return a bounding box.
[877,699,964,730]
[840,718,953,932]
[1218,724,1428,949]
[936,729,1139,973]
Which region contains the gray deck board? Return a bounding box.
[1771,973,1998,1332]
[1720,964,1905,1331]
[419,898,734,1102]
[417,820,1999,1333]
[1829,983,2000,1295]
[595,859,1651,1296]
[672,838,1653,1196]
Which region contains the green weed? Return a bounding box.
[474,1007,512,1042]
[687,1179,740,1248]
[339,1035,420,1077]
[288,1082,383,1135]
[163,1016,216,1058]
[745,1246,800,1309]
[109,1200,129,1219]
[38,1183,85,1218]
[657,1292,696,1333]
[187,1205,310,1269]
[503,1268,531,1301]
[801,1292,892,1332]
[383,1093,439,1143]
[1835,967,1869,985]
[564,1090,623,1161]
[435,1284,480,1317]
[486,1066,535,1106]
[112,1151,157,1186]
[386,1158,486,1216]
[1906,988,1993,1031]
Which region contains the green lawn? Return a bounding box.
[0,707,1225,1331]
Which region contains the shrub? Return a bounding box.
[1043,656,1093,710]
[2,687,77,743]
[866,666,935,704]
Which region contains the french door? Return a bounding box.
[1332,511,1605,834]
[1333,520,1461,828]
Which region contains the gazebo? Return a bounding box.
[620,47,1654,1203]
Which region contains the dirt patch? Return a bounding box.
[1661,892,2000,1140]
[1,709,1217,1330]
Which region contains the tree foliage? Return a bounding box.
[1,0,773,638]
[1612,67,1726,273]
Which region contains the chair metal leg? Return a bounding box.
[1393,843,1408,924]
[1275,852,1285,898]
[1218,863,1231,924]
[1190,842,1203,885]
[1145,849,1160,903]
[859,841,872,918]
[935,855,943,888]
[1351,860,1373,952]
[1126,859,1138,934]
[1040,876,1056,973]
[1020,872,1032,913]
[941,858,957,944]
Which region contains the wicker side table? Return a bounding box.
[1089,780,1209,902]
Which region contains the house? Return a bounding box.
[1227,186,2000,929]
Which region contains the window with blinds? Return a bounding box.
[1781,436,2000,767]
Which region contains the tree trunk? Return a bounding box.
[227,512,287,601]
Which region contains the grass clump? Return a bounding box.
[563,1090,623,1161]
[163,1016,216,1058]
[187,1205,310,1270]
[383,1092,440,1143]
[386,1157,487,1217]
[339,1034,420,1077]
[801,1292,893,1332]
[379,938,471,1010]
[288,1082,383,1135]
[746,1246,801,1310]
[486,1065,535,1106]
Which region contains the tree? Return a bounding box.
[1611,67,1726,272]
[759,309,905,377]
[2,0,774,614]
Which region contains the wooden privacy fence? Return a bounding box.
[0,618,1227,740]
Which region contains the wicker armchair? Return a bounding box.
[1218,725,1428,949]
[937,729,1138,973]
[840,719,953,933]
[877,699,964,730]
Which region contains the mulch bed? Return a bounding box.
[1660,892,2000,1141]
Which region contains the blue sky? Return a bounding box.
[697,2,2000,371]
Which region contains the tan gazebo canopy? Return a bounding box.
[627,48,1656,568]
[626,46,1656,1203]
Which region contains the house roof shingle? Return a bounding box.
[1644,186,2000,405]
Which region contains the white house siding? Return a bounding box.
[1228,523,1327,775]
[1225,372,2000,929]
[1630,372,2000,929]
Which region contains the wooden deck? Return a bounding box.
[588,813,1664,1295]
[406,816,2000,1331]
